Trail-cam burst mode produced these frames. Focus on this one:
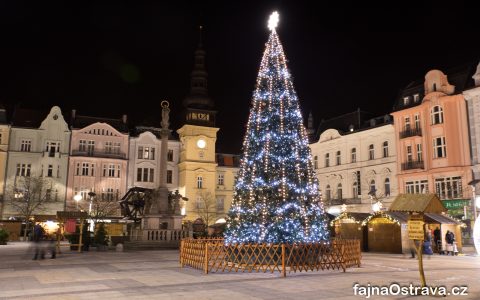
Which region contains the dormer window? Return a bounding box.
[403,96,410,106]
[413,94,420,102]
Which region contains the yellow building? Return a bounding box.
[0,105,10,217]
[177,32,239,224]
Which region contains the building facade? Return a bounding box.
[66,112,129,212]
[464,62,480,199]
[3,106,70,218]
[0,106,10,216]
[310,114,398,213]
[127,127,180,191]
[391,69,473,218]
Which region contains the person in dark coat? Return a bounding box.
[445,230,455,256]
[32,224,46,260]
[433,227,441,253]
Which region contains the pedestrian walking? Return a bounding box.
[32,224,46,260]
[445,230,456,256]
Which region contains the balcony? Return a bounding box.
[71,150,126,159]
[327,198,362,206]
[399,127,422,139]
[401,160,424,170]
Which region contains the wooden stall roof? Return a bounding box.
[33,215,57,222]
[389,193,447,214]
[56,211,89,220]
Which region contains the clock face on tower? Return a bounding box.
[197,139,206,149]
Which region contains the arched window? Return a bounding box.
[337,183,342,200]
[353,181,358,199]
[325,185,331,201]
[336,151,341,165]
[431,106,444,125]
[383,141,389,158]
[314,156,318,169]
[325,153,330,167]
[370,180,376,194]
[384,178,391,197]
[351,148,357,163]
[197,176,203,189]
[368,144,375,160]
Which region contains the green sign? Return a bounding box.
[442,199,470,210]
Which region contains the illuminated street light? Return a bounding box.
[73,194,82,210]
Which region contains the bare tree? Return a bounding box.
[78,192,119,226]
[194,191,217,226]
[5,176,58,239]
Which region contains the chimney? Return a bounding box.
[71,109,76,120]
[122,114,127,124]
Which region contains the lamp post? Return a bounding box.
[73,194,82,210]
[87,192,96,215]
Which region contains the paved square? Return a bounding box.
[0,242,479,299]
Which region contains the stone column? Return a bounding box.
[157,101,171,214]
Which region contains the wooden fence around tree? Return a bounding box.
[180,238,361,277]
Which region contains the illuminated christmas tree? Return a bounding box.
[225,12,329,244]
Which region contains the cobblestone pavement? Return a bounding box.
[0,242,479,299]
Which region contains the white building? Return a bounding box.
[463,62,480,196]
[3,106,71,218]
[309,113,398,213]
[127,127,180,191]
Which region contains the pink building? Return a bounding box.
[66,111,129,211]
[391,69,472,218]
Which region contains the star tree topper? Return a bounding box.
[268,11,279,31]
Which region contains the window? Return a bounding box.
[57,165,60,178]
[431,106,444,124]
[136,168,154,182]
[47,165,53,177]
[405,180,429,194]
[79,140,87,152]
[82,163,90,176]
[351,148,356,163]
[383,141,389,158]
[413,94,420,102]
[45,189,52,201]
[16,163,31,177]
[149,168,154,182]
[87,141,95,155]
[433,137,446,158]
[336,151,341,165]
[116,165,121,178]
[325,185,331,201]
[103,188,115,201]
[113,142,121,154]
[414,114,420,129]
[416,144,422,161]
[325,153,330,167]
[337,183,342,200]
[46,141,60,157]
[196,196,203,209]
[368,145,374,160]
[138,146,155,160]
[313,156,318,169]
[0,133,2,144]
[403,96,410,106]
[435,177,462,199]
[370,180,376,195]
[197,176,203,189]
[384,178,391,197]
[167,170,173,184]
[108,164,115,177]
[105,141,113,153]
[406,145,413,162]
[405,117,411,131]
[216,197,224,212]
[353,181,358,199]
[21,140,32,152]
[217,174,224,185]
[167,149,174,162]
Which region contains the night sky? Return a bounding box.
[1,1,478,154]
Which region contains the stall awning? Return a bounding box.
[425,213,463,225]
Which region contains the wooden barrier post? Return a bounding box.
[341,244,346,272]
[281,244,286,278]
[204,242,209,274]
[180,240,183,267]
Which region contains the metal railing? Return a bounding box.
[71,150,126,159]
[401,160,424,170]
[400,127,422,138]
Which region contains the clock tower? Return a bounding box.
[177,26,219,223]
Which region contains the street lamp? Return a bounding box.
[88,192,96,215]
[73,194,82,210]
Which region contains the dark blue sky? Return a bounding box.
[1,1,478,153]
